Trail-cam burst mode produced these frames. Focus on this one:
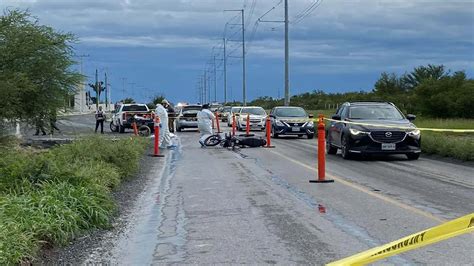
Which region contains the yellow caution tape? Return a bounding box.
[319,118,474,133]
[327,213,474,266]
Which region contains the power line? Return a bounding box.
[292,0,324,25]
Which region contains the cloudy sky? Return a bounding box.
[1,0,473,104]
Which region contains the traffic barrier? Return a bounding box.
[323,118,474,133]
[310,115,334,183]
[328,213,474,265]
[132,121,138,136]
[232,114,236,136]
[151,117,164,158]
[246,113,250,136]
[264,116,275,148]
[215,112,222,133]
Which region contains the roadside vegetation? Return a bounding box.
[0,136,148,264]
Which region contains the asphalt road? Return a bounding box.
[58,117,472,265]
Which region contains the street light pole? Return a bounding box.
[284,0,290,106]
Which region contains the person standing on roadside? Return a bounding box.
[49,110,61,135]
[155,103,175,148]
[197,104,215,147]
[34,113,47,136]
[95,106,106,134]
[161,99,176,133]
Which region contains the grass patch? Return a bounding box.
[0,136,148,264]
[414,118,474,161]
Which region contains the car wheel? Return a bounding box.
[307,134,314,139]
[326,140,338,155]
[119,125,125,133]
[341,135,352,159]
[271,126,279,138]
[406,153,420,160]
[177,127,182,132]
[110,121,118,132]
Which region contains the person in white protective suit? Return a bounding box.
[197,104,216,147]
[155,103,175,148]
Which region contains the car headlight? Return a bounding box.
[307,121,314,127]
[349,128,369,135]
[408,129,420,136]
[275,120,284,126]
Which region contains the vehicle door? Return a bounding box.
[331,105,347,146]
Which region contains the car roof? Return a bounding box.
[347,101,394,106]
[273,106,304,109]
[240,106,264,109]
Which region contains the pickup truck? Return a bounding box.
[110,103,154,133]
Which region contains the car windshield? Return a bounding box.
[241,107,266,115]
[122,105,148,112]
[275,107,307,117]
[349,105,404,120]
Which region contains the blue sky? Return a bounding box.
[2,0,473,104]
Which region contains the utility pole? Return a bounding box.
[284,0,290,106]
[242,9,247,106]
[121,78,127,101]
[95,69,99,110]
[225,9,246,106]
[104,72,108,109]
[223,37,227,104]
[213,55,217,102]
[204,72,207,104]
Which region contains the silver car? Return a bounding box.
[176,105,202,132]
[236,106,267,131]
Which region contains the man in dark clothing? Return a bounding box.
[49,111,61,135]
[162,99,176,133]
[95,106,106,133]
[34,114,47,136]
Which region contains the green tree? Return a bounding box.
[121,97,135,104]
[402,64,448,90]
[0,10,83,123]
[414,71,474,118]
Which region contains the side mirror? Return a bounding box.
[308,114,314,118]
[269,114,275,118]
[331,114,341,121]
[406,114,416,121]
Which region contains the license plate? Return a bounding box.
[291,127,300,132]
[382,143,396,150]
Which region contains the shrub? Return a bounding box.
[0,136,148,264]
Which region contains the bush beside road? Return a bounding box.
[0,136,148,264]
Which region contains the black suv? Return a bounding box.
[326,102,421,160]
[270,106,315,139]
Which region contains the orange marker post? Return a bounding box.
[310,115,334,183]
[152,117,164,157]
[264,116,275,148]
[132,121,139,136]
[232,114,236,136]
[245,113,250,136]
[215,112,222,133]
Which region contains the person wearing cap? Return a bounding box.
[197,104,216,147]
[161,99,176,133]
